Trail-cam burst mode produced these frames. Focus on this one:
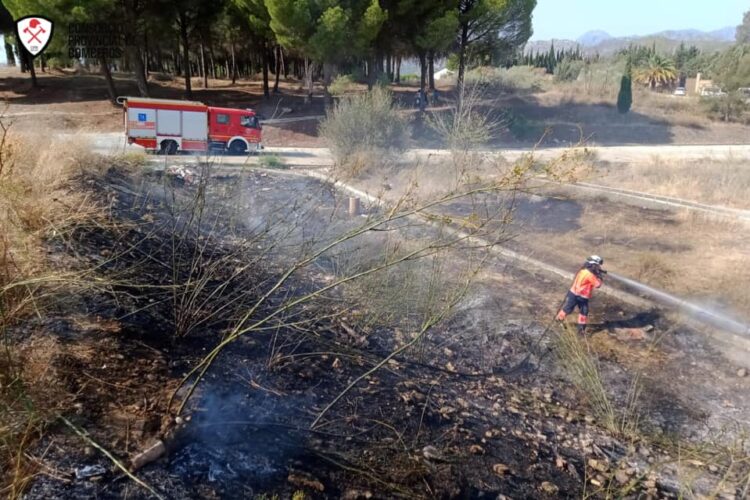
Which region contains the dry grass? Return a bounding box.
[319,85,410,175]
[630,90,708,126]
[554,323,644,436]
[515,186,750,322]
[0,116,105,496]
[633,252,675,288]
[597,156,750,210]
[555,323,617,431]
[0,127,102,315]
[427,79,508,154]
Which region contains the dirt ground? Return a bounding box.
[4,67,750,148]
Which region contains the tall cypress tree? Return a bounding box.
[617,58,633,114]
[547,41,556,73]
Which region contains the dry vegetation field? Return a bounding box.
[596,156,750,209]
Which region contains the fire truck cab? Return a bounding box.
[121,97,262,155]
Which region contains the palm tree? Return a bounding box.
[634,54,677,90]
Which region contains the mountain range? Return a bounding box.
[526,26,736,55]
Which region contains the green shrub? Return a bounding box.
[375,73,391,87]
[465,66,545,92]
[700,92,749,123]
[504,110,543,140]
[399,73,420,85]
[319,86,410,164]
[554,58,584,82]
[259,154,287,169]
[328,74,356,96]
[446,53,459,72]
[46,56,75,69]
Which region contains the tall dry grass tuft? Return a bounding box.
[554,323,643,436]
[0,128,101,319]
[319,85,410,177]
[427,79,506,153]
[0,113,104,497]
[555,323,617,431]
[634,252,675,287]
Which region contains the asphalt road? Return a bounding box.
[81,132,750,166]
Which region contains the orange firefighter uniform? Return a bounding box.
[556,264,604,334]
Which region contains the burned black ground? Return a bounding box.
[15,166,750,499]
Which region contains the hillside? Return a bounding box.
[526,26,736,55]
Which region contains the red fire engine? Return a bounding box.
[120,97,262,155]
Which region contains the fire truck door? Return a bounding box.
[156,109,181,136]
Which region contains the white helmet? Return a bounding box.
[587,255,604,266]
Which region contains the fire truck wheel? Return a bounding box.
[159,140,178,156]
[229,140,247,155]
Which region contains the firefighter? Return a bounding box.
[556,255,607,334]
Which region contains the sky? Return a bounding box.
[530,0,748,40]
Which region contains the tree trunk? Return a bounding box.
[4,40,15,67]
[367,55,376,90]
[428,52,435,91]
[323,61,333,106]
[40,55,46,73]
[386,53,392,81]
[303,57,313,104]
[230,41,237,85]
[261,43,270,98]
[27,52,38,87]
[122,0,149,96]
[457,22,469,111]
[17,41,27,72]
[143,32,149,77]
[173,42,180,75]
[209,46,216,79]
[199,42,207,88]
[179,13,192,99]
[127,44,149,96]
[273,45,281,93]
[396,57,401,83]
[419,51,426,92]
[100,55,118,103]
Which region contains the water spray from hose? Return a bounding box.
[606,272,750,337]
